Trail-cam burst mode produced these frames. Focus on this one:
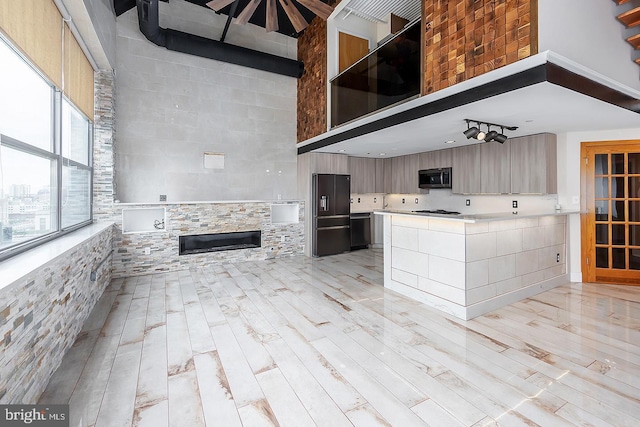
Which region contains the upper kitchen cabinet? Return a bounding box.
[510,133,557,194]
[348,157,385,193]
[452,144,481,194]
[480,141,511,194]
[419,148,453,169]
[389,154,421,194]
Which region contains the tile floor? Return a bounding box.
[39,249,640,426]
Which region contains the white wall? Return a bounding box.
[557,127,640,282]
[83,0,117,68]
[538,0,640,92]
[115,0,298,202]
[327,10,378,80]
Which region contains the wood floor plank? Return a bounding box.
[167,369,205,427]
[346,327,485,426]
[94,341,143,427]
[320,323,428,407]
[276,324,366,412]
[40,250,640,427]
[135,324,168,409]
[256,368,316,427]
[411,398,466,427]
[312,337,428,426]
[263,337,352,426]
[209,323,266,407]
[193,351,243,427]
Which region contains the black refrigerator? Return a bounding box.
[312,174,351,257]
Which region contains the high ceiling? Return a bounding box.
[114,0,332,37]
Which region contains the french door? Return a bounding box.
[581,140,640,284]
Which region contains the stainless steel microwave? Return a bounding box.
[418,167,452,189]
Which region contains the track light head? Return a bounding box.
[494,133,508,144]
[464,127,480,139]
[484,130,498,142]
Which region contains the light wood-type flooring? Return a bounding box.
[39,249,640,426]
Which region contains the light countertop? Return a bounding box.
[0,222,114,291]
[374,209,582,222]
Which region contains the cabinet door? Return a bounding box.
[383,158,393,193]
[452,144,481,194]
[374,158,385,193]
[348,157,362,193]
[391,156,405,193]
[419,149,453,170]
[404,154,420,193]
[363,158,378,193]
[433,148,453,168]
[510,133,557,194]
[480,141,511,194]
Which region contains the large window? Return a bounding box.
[0,36,92,259]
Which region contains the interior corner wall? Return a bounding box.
[537,0,640,92]
[93,70,117,222]
[557,127,640,282]
[82,0,118,68]
[114,1,298,203]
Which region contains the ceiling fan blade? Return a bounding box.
[296,0,334,20]
[278,0,308,33]
[235,0,263,25]
[266,0,279,32]
[206,0,237,11]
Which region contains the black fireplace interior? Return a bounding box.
[179,230,261,255]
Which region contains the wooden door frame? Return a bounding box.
[581,139,640,284]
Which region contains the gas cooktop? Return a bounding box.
[413,209,461,215]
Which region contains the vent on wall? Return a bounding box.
[344,0,421,22]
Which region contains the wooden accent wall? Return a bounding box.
[423,0,538,94]
[297,15,329,143]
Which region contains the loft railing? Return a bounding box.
[330,19,421,128]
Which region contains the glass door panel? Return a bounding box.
[584,146,640,283]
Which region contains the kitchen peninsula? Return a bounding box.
[375,210,579,320]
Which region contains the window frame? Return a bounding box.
[0,35,93,262]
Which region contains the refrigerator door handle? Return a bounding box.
[318,225,349,230]
[320,195,328,211]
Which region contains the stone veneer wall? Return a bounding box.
[423,0,538,94]
[93,71,117,222]
[112,201,304,278]
[0,225,113,403]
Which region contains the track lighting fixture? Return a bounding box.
[462,119,517,143]
[463,122,480,139]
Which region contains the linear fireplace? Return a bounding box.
[179,230,261,255]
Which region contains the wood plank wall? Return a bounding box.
[423,0,538,94]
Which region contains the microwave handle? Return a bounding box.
[440,171,444,185]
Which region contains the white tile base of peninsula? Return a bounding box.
[380,212,570,320]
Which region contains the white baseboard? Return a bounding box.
[570,272,582,282]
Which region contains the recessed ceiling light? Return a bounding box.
[444,140,455,144]
[379,153,386,156]
[338,149,345,152]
